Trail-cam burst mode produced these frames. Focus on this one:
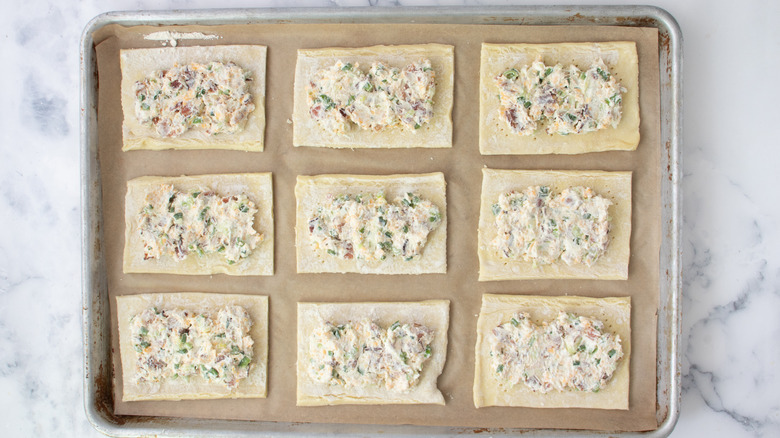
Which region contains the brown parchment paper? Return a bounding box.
[94,22,660,432]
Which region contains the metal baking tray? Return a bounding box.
[81,6,682,436]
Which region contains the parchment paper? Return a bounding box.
[94,22,660,431]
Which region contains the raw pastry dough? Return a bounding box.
[473,294,630,409]
[297,300,449,406]
[292,44,453,148]
[123,173,273,276]
[479,42,639,155]
[295,173,446,274]
[120,45,266,151]
[478,169,631,281]
[117,292,268,401]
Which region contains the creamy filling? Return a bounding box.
[306,59,435,135]
[308,319,434,392]
[134,61,255,137]
[495,59,624,135]
[489,312,623,393]
[137,184,262,264]
[130,305,254,389]
[491,186,611,266]
[308,192,442,261]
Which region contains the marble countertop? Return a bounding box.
[1,0,778,436]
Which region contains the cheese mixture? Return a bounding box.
[308,319,434,392]
[488,312,623,393]
[134,61,255,137]
[308,192,442,261]
[130,305,254,389]
[137,184,263,264]
[491,186,611,266]
[495,59,625,135]
[306,60,435,135]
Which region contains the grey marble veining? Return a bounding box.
[1,0,778,436]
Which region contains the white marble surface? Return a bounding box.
[1,0,778,436]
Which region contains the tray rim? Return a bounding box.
[80,5,682,437]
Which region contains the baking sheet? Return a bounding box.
[94,22,660,431]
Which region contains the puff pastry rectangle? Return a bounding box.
[295,173,446,274]
[292,44,454,148]
[479,42,640,155]
[120,45,266,151]
[117,292,268,401]
[478,169,631,281]
[297,300,449,406]
[123,173,274,276]
[474,294,631,409]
